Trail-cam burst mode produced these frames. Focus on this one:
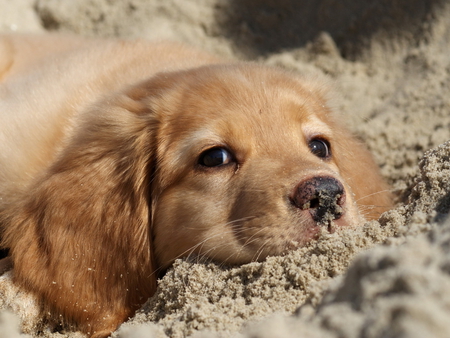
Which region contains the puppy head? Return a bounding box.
[144,64,392,269]
[2,63,391,337]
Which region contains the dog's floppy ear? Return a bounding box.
[1,81,166,336]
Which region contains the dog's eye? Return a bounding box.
[199,147,233,167]
[309,138,331,159]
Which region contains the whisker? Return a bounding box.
[172,226,248,262]
[355,189,395,203]
[171,220,268,268]
[223,227,269,263]
[252,237,273,262]
[181,216,258,231]
[358,204,393,211]
[241,227,269,248]
[188,226,259,263]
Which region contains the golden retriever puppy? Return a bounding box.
[0,34,392,337]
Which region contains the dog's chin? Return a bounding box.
[295,204,363,237]
[263,204,362,258]
[185,209,362,267]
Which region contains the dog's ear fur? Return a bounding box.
[0,36,13,80]
[0,81,165,336]
[332,127,393,220]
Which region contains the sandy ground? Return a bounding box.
[1,0,450,337]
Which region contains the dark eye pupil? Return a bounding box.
[199,148,232,167]
[309,139,330,158]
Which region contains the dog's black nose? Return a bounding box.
[292,176,345,225]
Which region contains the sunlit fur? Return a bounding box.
[0,34,393,337]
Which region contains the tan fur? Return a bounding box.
[0,34,393,337]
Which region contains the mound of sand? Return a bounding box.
[1,1,450,337]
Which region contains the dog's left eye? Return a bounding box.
[199,147,233,167]
[309,138,331,159]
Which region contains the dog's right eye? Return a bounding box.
[199,147,233,167]
[309,138,331,159]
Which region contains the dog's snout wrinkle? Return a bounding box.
[292,176,345,225]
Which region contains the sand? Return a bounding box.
[1,0,450,337]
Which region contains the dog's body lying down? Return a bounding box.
[0,34,392,337]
